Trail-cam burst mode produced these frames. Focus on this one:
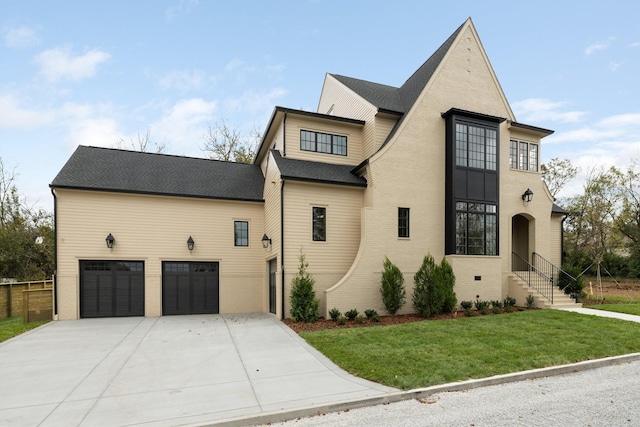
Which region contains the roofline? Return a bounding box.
[351,158,369,175]
[377,108,404,116]
[48,184,265,203]
[441,108,507,123]
[509,121,555,137]
[280,175,367,188]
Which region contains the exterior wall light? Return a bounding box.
[522,188,534,203]
[187,236,195,251]
[105,233,115,249]
[261,234,272,249]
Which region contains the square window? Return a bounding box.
[312,207,326,241]
[398,207,410,238]
[234,221,249,246]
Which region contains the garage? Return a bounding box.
[79,261,145,318]
[162,262,219,315]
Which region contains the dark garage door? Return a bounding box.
[162,262,219,315]
[80,261,145,318]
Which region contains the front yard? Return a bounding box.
[300,310,640,390]
[0,316,49,343]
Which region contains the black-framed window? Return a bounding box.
[398,208,410,238]
[234,221,249,246]
[455,123,496,171]
[312,207,326,241]
[455,202,497,255]
[510,139,539,172]
[301,130,347,156]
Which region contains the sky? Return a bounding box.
[1,0,639,213]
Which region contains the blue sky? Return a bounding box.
[1,0,639,212]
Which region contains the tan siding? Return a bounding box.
[55,189,264,319]
[262,153,283,316]
[371,115,399,158]
[550,214,564,267]
[281,182,363,316]
[283,115,363,166]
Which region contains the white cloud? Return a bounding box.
[4,26,40,48]
[33,47,110,82]
[158,69,210,91]
[0,94,55,129]
[165,0,199,20]
[585,36,615,55]
[630,42,640,48]
[609,61,624,71]
[224,88,287,114]
[512,98,587,124]
[57,102,122,149]
[150,98,217,154]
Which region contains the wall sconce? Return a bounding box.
[187,236,195,251]
[261,234,272,249]
[105,233,115,249]
[522,188,534,203]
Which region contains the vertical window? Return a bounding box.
[511,140,539,172]
[455,202,497,255]
[300,130,348,156]
[529,143,538,172]
[455,123,496,170]
[509,140,518,169]
[301,130,314,151]
[312,207,326,241]
[398,208,410,238]
[234,221,248,246]
[519,141,528,170]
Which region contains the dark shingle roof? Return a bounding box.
[552,203,569,215]
[51,146,264,202]
[271,151,367,187]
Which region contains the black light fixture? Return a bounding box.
[105,233,115,249]
[522,188,534,203]
[261,234,271,249]
[187,236,195,251]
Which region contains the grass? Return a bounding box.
[585,304,640,316]
[301,310,640,390]
[0,316,49,343]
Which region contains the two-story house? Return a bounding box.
[50,18,569,320]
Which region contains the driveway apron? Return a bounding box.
[0,313,395,426]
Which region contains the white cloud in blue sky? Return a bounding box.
[1,0,639,209]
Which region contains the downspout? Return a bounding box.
[50,187,58,319]
[561,215,567,266]
[280,179,285,320]
[282,111,287,157]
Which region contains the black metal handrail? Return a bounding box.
[512,252,554,303]
[532,252,579,301]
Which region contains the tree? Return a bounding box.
[380,257,406,315]
[289,253,319,322]
[541,157,579,199]
[201,119,260,163]
[115,126,167,153]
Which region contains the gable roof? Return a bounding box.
[271,150,367,187]
[51,146,265,202]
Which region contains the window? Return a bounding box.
[312,207,326,241]
[510,140,539,172]
[300,130,347,156]
[455,123,496,171]
[398,208,410,238]
[455,202,497,255]
[234,221,248,246]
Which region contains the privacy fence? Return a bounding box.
[0,280,53,323]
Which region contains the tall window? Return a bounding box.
[301,130,347,156]
[398,208,410,238]
[510,140,539,172]
[455,202,497,255]
[312,207,326,241]
[234,221,248,246]
[456,123,496,171]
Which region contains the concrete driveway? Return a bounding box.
[0,314,396,426]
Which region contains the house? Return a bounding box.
[50,18,570,320]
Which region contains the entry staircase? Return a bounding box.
[509,252,582,308]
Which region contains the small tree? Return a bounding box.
[380,257,405,315]
[289,253,319,322]
[438,257,457,313]
[412,254,438,317]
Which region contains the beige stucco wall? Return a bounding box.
[55,189,265,320]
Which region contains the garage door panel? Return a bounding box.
[162,262,219,315]
[80,261,144,318]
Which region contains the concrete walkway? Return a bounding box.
[0,314,395,427]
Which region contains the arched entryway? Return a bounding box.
[512,214,534,264]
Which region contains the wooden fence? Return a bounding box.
[0,280,53,322]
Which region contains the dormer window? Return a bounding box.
[300,130,347,156]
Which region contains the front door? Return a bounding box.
[269,259,277,314]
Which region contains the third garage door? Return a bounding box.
[162,262,219,315]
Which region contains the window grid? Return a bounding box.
[529,143,539,172]
[455,123,496,170]
[455,202,497,255]
[511,140,539,172]
[312,207,326,241]
[234,221,249,247]
[300,130,348,156]
[398,208,410,238]
[509,140,518,169]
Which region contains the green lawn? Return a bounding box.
[585,304,640,316]
[301,310,640,390]
[0,316,49,343]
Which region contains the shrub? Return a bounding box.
[474,299,491,315]
[355,315,366,324]
[412,255,457,317]
[491,300,502,314]
[526,294,535,308]
[503,295,516,312]
[336,316,347,325]
[380,257,406,315]
[370,313,381,322]
[558,265,585,301]
[329,307,341,322]
[289,253,320,323]
[460,300,474,317]
[364,309,378,319]
[345,308,359,320]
